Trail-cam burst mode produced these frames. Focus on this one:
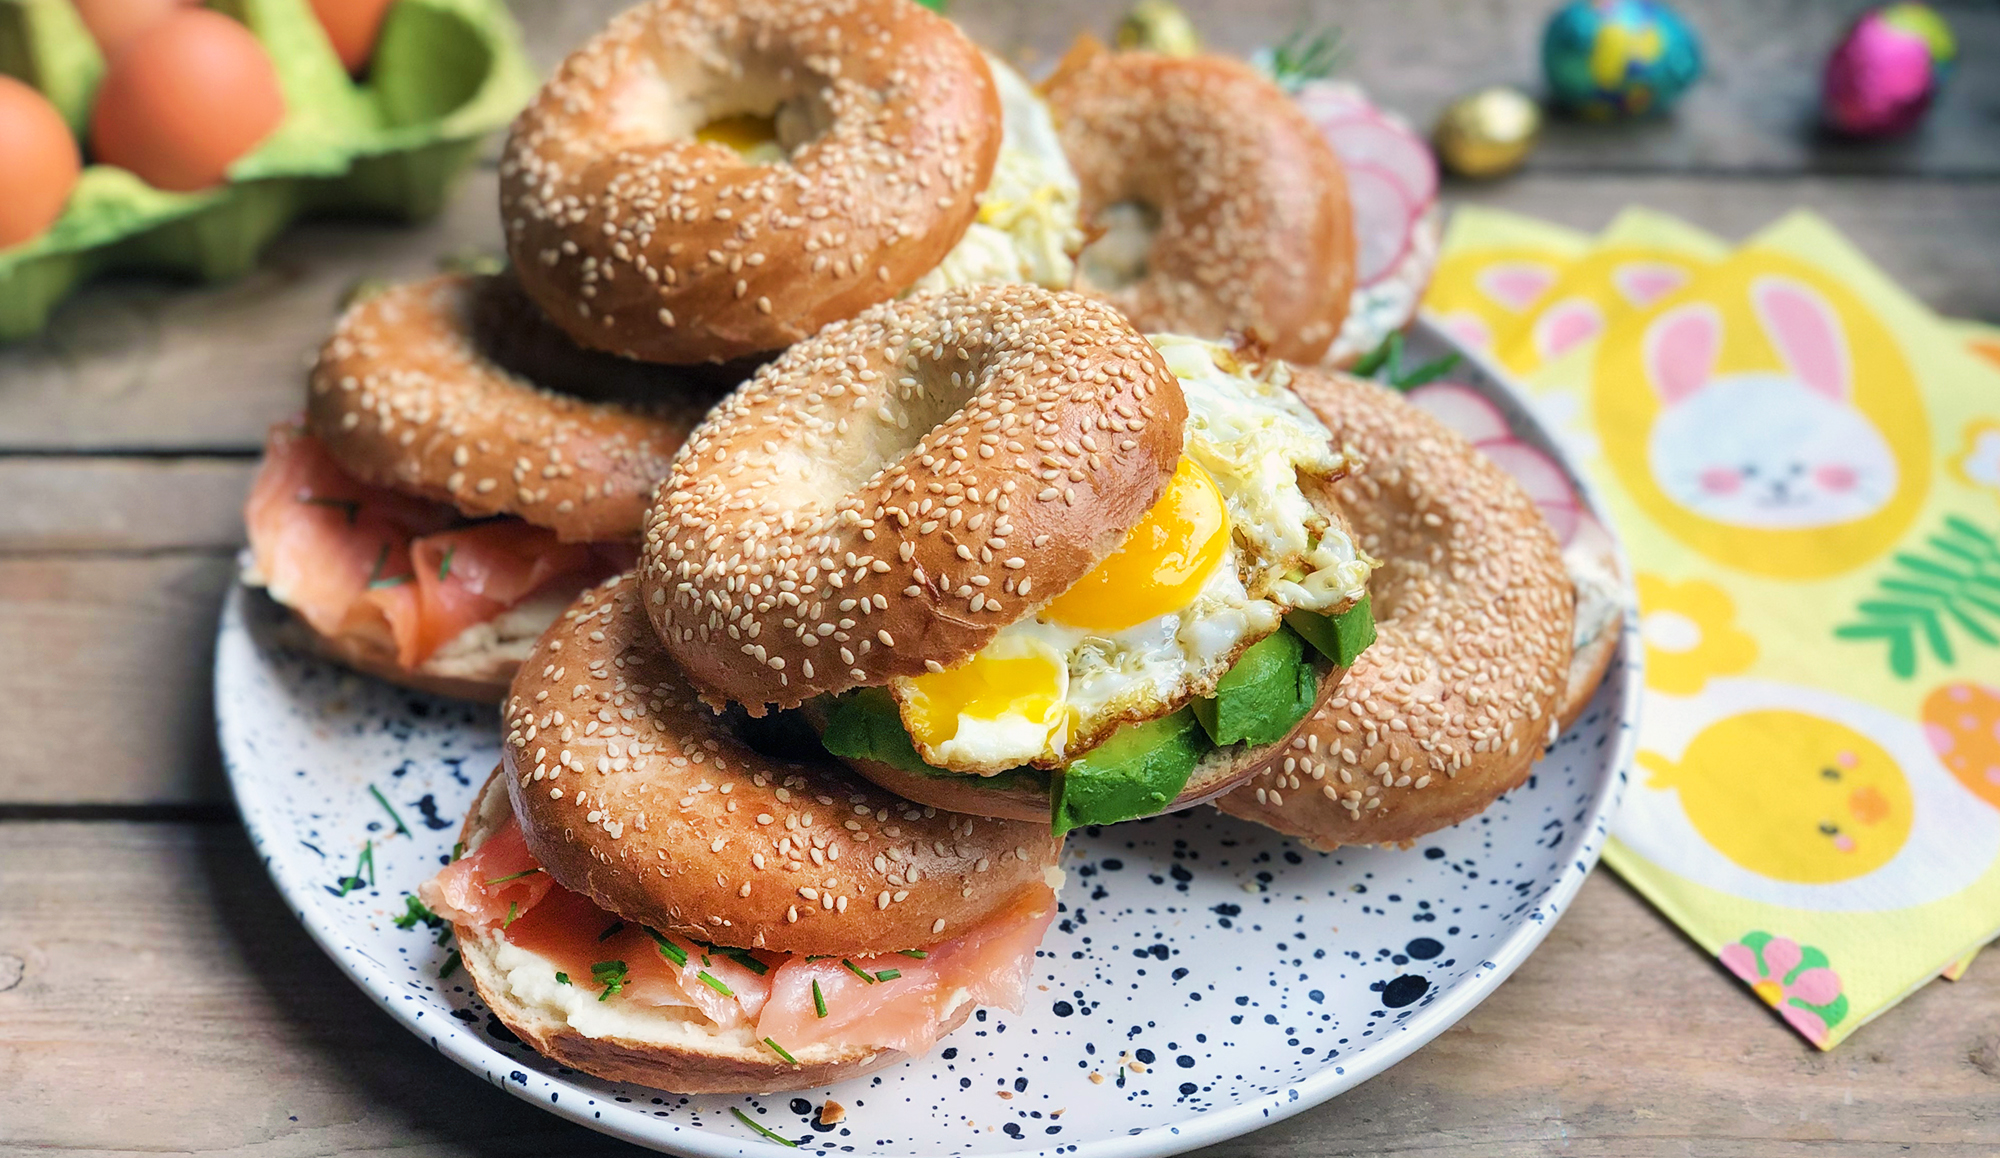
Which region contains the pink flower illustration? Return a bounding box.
[1719,932,1848,1047]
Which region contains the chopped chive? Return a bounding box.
[591,959,628,1001]
[701,953,713,968]
[503,901,520,928]
[696,970,735,997]
[434,926,452,946]
[330,840,375,896]
[708,944,770,975]
[811,979,828,1019]
[840,958,876,984]
[451,841,466,862]
[897,949,928,959]
[484,867,543,886]
[438,949,461,979]
[366,784,412,838]
[730,1107,797,1147]
[392,894,442,931]
[299,495,360,524]
[646,928,688,967]
[763,1037,798,1064]
[597,920,625,942]
[365,543,410,589]
[437,545,456,581]
[873,968,902,982]
[555,972,571,985]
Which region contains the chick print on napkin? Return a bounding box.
[1428,208,2000,1048]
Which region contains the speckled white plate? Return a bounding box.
[217,318,1641,1158]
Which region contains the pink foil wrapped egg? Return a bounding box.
[1823,3,1956,137]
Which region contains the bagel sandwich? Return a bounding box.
[242,274,719,702]
[503,0,1084,366]
[418,575,1064,1093]
[1218,371,1597,849]
[642,284,1379,833]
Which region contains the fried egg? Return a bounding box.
[893,336,1373,774]
[911,55,1084,294]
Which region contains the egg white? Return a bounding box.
[911,55,1084,295]
[894,336,1373,774]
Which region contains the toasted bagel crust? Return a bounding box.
[308,275,711,543]
[503,572,1062,957]
[1046,45,1354,363]
[1217,373,1574,848]
[641,284,1186,712]
[450,769,944,1093]
[500,0,1000,364]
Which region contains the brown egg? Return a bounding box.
[308,0,398,74]
[72,0,201,59]
[88,9,285,192]
[0,75,82,248]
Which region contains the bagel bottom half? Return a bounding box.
[1216,371,1577,849]
[441,770,956,1094]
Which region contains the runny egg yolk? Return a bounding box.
[900,640,1070,762]
[695,113,783,163]
[1042,457,1229,633]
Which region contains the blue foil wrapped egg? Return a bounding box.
[1542,0,1703,119]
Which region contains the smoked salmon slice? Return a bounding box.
[421,814,1053,1052]
[246,425,625,668]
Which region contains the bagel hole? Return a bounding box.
[608,57,829,165]
[1076,200,1161,292]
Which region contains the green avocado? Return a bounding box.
[1286,597,1377,668]
[1051,709,1205,836]
[1190,626,1318,748]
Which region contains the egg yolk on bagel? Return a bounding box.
[887,336,1374,776]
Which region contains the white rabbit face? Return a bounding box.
[1642,277,1898,531]
[1647,374,1898,529]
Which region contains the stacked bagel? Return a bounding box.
[246,0,1617,1095]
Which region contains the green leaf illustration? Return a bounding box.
[1835,516,2000,678]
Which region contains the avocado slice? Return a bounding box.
[1190,626,1319,748]
[1287,596,1377,668]
[1051,709,1206,836]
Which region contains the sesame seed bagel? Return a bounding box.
[500,0,1001,365]
[503,572,1063,957]
[1045,42,1354,363]
[640,284,1186,712]
[1216,372,1574,849]
[308,274,715,543]
[449,767,960,1093]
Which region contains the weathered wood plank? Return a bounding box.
[3,171,1994,454]
[1,826,1994,1157]
[506,0,2000,178]
[0,459,253,554]
[0,555,234,807]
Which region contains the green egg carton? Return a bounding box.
[0,0,537,340]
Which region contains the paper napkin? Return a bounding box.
[1426,208,2000,1047]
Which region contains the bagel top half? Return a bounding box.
[641,284,1188,711]
[503,572,1062,958]
[501,0,1001,365]
[308,274,718,543]
[1046,42,1354,364]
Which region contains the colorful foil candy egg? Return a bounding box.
[1434,85,1542,178]
[1541,0,1703,120]
[1823,3,1956,137]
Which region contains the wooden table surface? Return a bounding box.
[4,1,1998,1155]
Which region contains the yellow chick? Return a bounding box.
[1639,709,1913,884]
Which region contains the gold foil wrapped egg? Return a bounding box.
[1434,85,1542,178]
[1117,0,1199,57]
